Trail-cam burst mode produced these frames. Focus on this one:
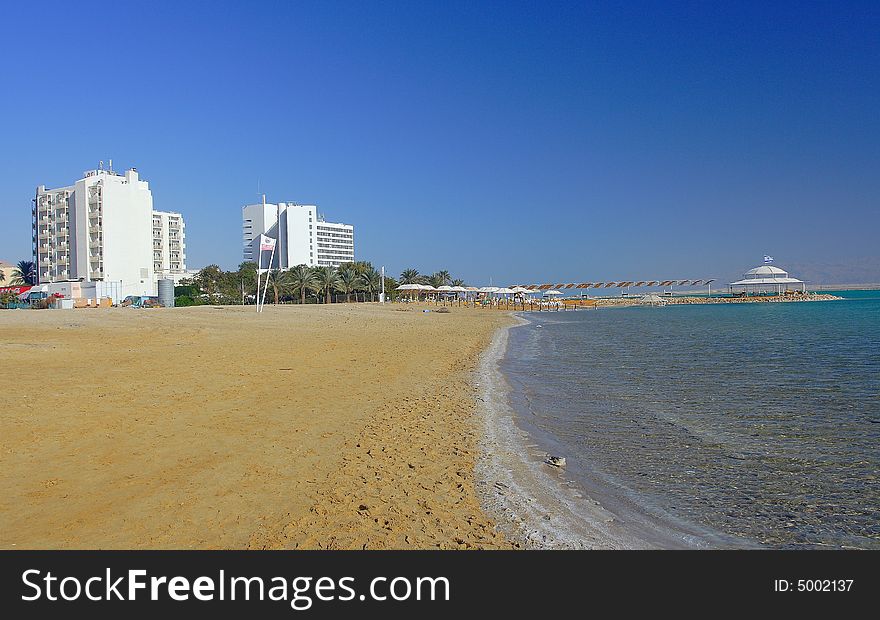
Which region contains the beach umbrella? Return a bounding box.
[437,285,454,291]
[544,290,563,296]
[478,286,499,293]
[397,283,421,290]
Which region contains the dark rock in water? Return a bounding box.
[545,455,566,468]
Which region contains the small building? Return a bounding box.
[728,264,806,295]
[0,260,15,285]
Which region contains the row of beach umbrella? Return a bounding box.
[397,284,561,296]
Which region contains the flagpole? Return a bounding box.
[255,248,262,313]
[260,243,276,312]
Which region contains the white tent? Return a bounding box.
[543,290,563,296]
[640,293,666,306]
[729,264,805,294]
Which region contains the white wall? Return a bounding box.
[281,203,317,268]
[242,203,279,263]
[100,169,155,296]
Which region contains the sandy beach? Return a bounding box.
[0,303,516,549]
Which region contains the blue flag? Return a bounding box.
[763,255,774,263]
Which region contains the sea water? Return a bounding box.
[500,291,880,548]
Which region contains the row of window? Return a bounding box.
[317,244,354,251]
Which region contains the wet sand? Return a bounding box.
[0,303,515,549]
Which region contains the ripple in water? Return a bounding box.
[501,291,880,548]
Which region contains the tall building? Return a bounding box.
[33,164,185,297]
[242,199,354,268]
[152,210,187,278]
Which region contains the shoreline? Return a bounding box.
[475,315,737,549]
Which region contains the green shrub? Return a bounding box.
[175,295,199,307]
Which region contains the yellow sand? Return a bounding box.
[0,303,515,549]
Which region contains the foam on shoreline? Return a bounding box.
[474,316,720,549]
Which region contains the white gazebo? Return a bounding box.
[728,264,806,295]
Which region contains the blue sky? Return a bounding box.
[1,1,878,284]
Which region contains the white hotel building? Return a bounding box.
[33,165,186,297]
[152,210,187,278]
[242,200,354,268]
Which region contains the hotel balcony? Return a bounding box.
[89,271,103,280]
[89,225,101,234]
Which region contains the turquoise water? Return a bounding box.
[501,291,880,548]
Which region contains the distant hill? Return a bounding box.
[782,256,880,286]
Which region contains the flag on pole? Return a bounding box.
[260,234,277,251]
[763,255,774,263]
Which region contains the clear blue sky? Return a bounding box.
[2,0,878,284]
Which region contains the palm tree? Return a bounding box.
[266,269,289,305]
[427,272,447,289]
[399,268,420,285]
[436,270,452,286]
[360,268,382,301]
[349,261,373,276]
[288,264,317,304]
[11,260,36,285]
[452,278,466,287]
[0,270,5,284]
[336,266,360,303]
[313,266,339,303]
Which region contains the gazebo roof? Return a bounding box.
[732,263,803,286]
[743,265,788,277]
[730,276,804,286]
